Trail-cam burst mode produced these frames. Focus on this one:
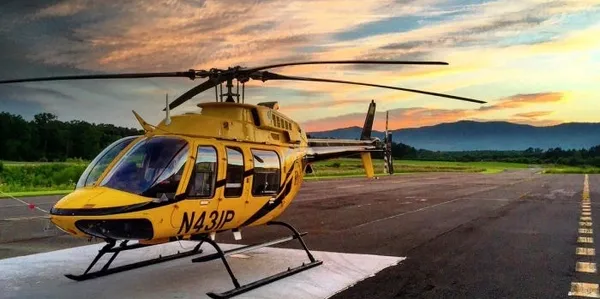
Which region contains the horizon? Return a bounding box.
[1,1,599,131]
[4,109,599,133]
[308,119,600,133]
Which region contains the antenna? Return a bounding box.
[165,93,171,125]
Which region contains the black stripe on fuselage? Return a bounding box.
[239,162,297,227]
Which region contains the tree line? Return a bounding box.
[0,112,142,162]
[2,111,600,167]
[389,143,600,167]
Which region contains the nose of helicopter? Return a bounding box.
[52,186,151,210]
[49,187,155,239]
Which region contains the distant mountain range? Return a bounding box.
[307,121,600,151]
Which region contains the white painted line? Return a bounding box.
[337,185,363,189]
[0,191,49,214]
[0,241,405,299]
[578,237,594,244]
[580,228,594,234]
[350,197,466,230]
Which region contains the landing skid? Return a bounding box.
[64,239,204,281]
[193,221,323,299]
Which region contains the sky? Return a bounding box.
[0,0,599,132]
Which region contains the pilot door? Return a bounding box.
[172,141,222,236]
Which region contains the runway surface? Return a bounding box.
[1,169,596,298]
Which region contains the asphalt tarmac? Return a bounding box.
[1,169,594,298]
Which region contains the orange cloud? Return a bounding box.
[480,92,565,111]
[301,91,566,132]
[513,111,553,118]
[507,118,563,127]
[302,107,474,132]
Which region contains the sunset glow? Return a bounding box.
[1,0,599,131]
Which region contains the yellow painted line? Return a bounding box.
[581,221,593,227]
[583,174,590,200]
[583,212,592,216]
[582,216,593,221]
[579,237,594,243]
[577,262,598,273]
[569,282,600,297]
[577,247,596,256]
[581,228,594,234]
[584,208,592,212]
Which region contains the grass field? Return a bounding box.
[542,165,600,174]
[0,161,86,197]
[306,158,530,179]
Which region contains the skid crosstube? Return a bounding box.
[193,221,323,299]
[64,239,204,281]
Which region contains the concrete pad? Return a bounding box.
[0,241,404,299]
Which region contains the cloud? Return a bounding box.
[301,91,566,131]
[34,0,88,18]
[513,111,554,118]
[0,0,598,130]
[480,92,565,111]
[302,106,474,132]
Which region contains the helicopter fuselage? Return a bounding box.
[49,102,321,242]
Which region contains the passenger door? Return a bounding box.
[239,148,282,227]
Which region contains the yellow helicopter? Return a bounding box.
[0,60,485,298]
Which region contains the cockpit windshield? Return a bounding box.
[76,135,139,189]
[100,136,189,199]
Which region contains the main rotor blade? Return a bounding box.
[247,60,448,73]
[253,71,486,104]
[0,71,199,84]
[166,78,224,110]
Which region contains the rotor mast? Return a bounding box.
[217,68,245,103]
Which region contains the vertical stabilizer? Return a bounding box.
[360,100,376,140]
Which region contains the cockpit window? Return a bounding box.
[100,136,189,199]
[76,136,139,189]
